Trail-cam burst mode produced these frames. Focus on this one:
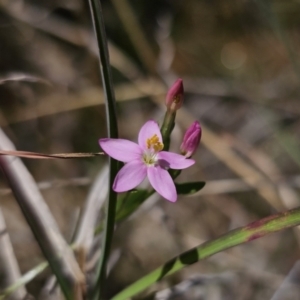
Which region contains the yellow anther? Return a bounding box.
[173,95,181,104]
[146,134,164,152]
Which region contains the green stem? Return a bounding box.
[112,206,300,300]
[0,242,78,299]
[87,0,119,299]
[0,261,48,300]
[160,110,176,151]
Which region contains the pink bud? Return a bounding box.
[180,121,201,158]
[165,78,184,111]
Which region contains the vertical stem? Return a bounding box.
[87,0,119,299]
[161,110,176,151]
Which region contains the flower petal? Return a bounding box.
[165,78,184,111]
[99,138,142,162]
[157,151,195,169]
[147,166,177,202]
[113,160,147,192]
[180,121,201,157]
[138,120,163,149]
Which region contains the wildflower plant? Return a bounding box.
[2,2,300,300]
[99,120,196,202]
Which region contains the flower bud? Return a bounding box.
[180,121,201,158]
[165,78,184,111]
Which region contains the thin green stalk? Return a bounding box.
[87,0,119,299]
[0,261,48,300]
[0,243,80,300]
[112,206,300,300]
[160,110,176,151]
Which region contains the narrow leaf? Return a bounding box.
[95,190,151,235]
[116,189,150,221]
[175,181,206,195]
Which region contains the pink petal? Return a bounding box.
[147,166,177,202]
[158,151,195,169]
[180,121,201,158]
[165,78,184,111]
[113,160,147,192]
[138,120,163,150]
[99,138,142,162]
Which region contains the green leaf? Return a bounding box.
[175,181,206,195]
[116,189,150,221]
[94,190,152,235]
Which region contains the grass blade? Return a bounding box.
[87,0,119,298]
[0,208,27,299]
[0,261,48,300]
[112,206,300,300]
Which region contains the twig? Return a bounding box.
[0,150,104,159]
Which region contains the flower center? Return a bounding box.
[143,134,163,166]
[142,151,157,165]
[146,134,164,152]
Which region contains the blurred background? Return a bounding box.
[1,0,300,299]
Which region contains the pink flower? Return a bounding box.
[99,120,195,202]
[180,121,201,158]
[165,78,184,111]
